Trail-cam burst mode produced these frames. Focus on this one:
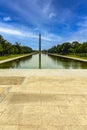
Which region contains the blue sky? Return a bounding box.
[0,0,87,49]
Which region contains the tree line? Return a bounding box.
[0,35,32,56]
[48,41,87,55]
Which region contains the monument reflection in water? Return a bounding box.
[39,34,41,69]
[39,53,41,69]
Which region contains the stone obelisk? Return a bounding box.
[39,34,41,53]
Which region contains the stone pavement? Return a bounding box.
[0,69,87,130]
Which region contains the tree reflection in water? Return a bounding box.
[0,54,87,69]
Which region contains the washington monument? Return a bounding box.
[39,34,41,52]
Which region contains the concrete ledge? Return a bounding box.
[0,69,87,77]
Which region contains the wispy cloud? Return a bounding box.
[0,22,62,47]
[42,2,51,14]
[64,18,87,43]
[3,16,11,22]
[5,0,56,26]
[49,12,56,19]
[0,27,23,36]
[77,17,87,28]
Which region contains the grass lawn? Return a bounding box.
[0,54,25,61]
[66,54,87,60]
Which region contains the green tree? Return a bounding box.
[15,42,21,54]
[60,42,71,54]
[48,46,57,53]
[68,48,75,54]
[0,34,33,56]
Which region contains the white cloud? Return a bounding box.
[67,19,87,42]
[43,3,50,14]
[34,28,39,31]
[49,12,56,19]
[0,25,62,43]
[4,0,57,28]
[0,20,63,49]
[64,28,87,43]
[3,16,11,22]
[0,27,23,36]
[77,17,87,27]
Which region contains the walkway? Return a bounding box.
[0,69,87,130]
